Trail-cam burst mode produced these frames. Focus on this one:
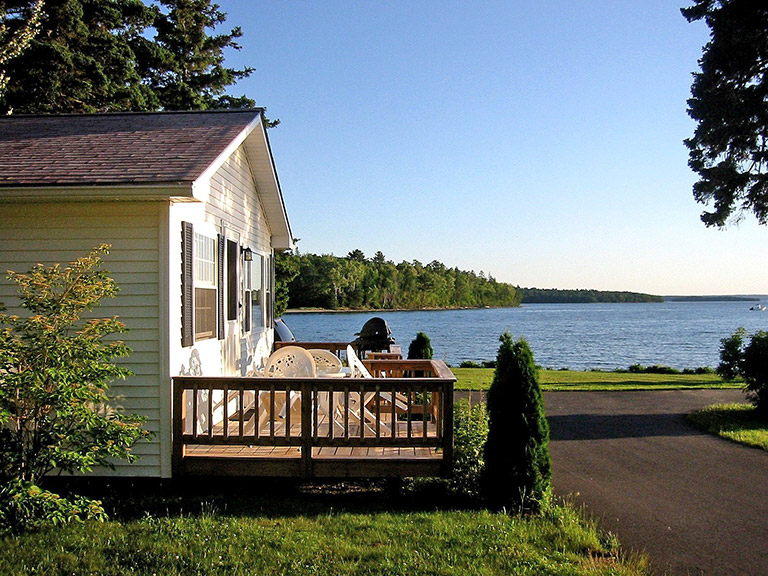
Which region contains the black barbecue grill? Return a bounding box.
[351,317,395,356]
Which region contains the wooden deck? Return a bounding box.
[172,357,455,478]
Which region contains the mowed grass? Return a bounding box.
[0,496,649,576]
[453,368,736,391]
[687,403,768,452]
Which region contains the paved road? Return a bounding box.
[545,390,768,576]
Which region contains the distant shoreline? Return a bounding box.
[284,296,765,314]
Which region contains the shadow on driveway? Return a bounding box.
[546,389,768,576]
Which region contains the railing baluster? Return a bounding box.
[269,385,276,438]
[375,384,381,439]
[208,387,214,439]
[343,385,349,440]
[406,384,413,439]
[238,388,244,438]
[192,384,199,439]
[223,385,229,439]
[390,386,396,439]
[285,383,292,439]
[312,384,318,439]
[422,385,428,439]
[254,387,260,440]
[329,384,335,441]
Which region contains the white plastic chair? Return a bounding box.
[265,346,316,378]
[264,346,315,420]
[346,345,372,378]
[308,349,343,376]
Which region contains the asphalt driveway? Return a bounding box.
[545,390,768,576]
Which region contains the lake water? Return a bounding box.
[283,302,768,370]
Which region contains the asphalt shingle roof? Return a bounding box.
[0,109,262,187]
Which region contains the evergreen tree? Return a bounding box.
[407,331,433,360]
[138,0,254,110]
[0,0,45,99]
[0,0,157,114]
[682,0,768,226]
[482,332,551,513]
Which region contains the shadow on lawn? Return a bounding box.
[44,476,480,521]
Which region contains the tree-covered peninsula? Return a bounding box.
[518,288,663,304]
[276,250,521,311]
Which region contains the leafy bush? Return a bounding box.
[448,400,488,498]
[718,327,747,381]
[407,332,433,360]
[0,480,107,534]
[741,331,768,415]
[0,246,149,530]
[459,360,482,368]
[482,333,551,513]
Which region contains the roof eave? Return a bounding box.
[0,182,196,202]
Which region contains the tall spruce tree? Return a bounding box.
[138,0,254,110]
[482,332,551,513]
[0,0,157,114]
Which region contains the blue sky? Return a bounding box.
[221,1,768,296]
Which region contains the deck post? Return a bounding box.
[300,381,313,478]
[441,381,455,475]
[171,378,184,478]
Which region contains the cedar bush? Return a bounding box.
[407,331,433,359]
[482,332,551,513]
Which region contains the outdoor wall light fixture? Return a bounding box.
[241,246,253,261]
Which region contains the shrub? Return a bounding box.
[718,327,747,381]
[741,330,768,415]
[482,333,551,513]
[459,360,482,368]
[0,246,150,530]
[407,331,433,359]
[628,364,681,374]
[448,400,488,498]
[0,480,107,534]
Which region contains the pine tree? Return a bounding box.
[139,0,254,110]
[0,0,157,114]
[482,332,551,513]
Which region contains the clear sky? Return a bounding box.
[221,1,768,296]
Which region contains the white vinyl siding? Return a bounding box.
[206,146,275,370]
[0,201,165,477]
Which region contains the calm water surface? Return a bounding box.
[283,302,768,370]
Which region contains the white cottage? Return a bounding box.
[0,110,293,478]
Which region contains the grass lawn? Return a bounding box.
[0,488,649,576]
[453,368,737,391]
[687,403,768,451]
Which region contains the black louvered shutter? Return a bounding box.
[181,221,194,347]
[217,234,225,339]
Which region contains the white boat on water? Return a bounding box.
[750,304,767,311]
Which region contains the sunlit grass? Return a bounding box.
[453,368,736,391]
[687,403,768,451]
[0,501,649,576]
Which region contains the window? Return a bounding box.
[243,253,264,333]
[194,233,217,340]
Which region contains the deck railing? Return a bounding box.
[172,359,455,478]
